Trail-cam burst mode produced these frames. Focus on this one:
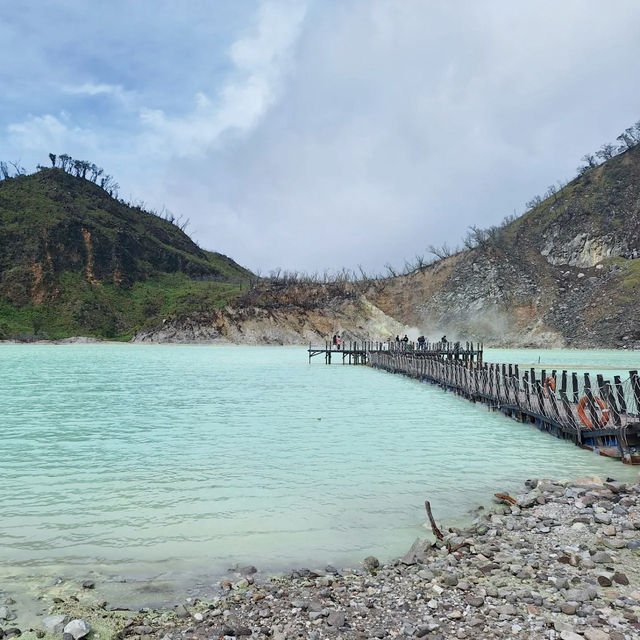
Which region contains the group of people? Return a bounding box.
[392,334,448,350]
[330,332,449,351]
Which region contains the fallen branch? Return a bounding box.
[448,541,470,553]
[424,500,444,540]
[494,492,516,505]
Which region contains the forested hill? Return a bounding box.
[0,168,251,339]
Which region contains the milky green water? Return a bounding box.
[0,344,638,604]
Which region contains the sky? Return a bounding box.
[2,0,640,275]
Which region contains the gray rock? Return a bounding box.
[42,615,67,635]
[591,551,612,563]
[326,611,345,627]
[175,604,189,618]
[63,620,91,640]
[363,555,380,571]
[441,572,458,587]
[565,589,590,603]
[560,632,583,640]
[517,490,539,508]
[400,538,431,565]
[584,630,611,640]
[497,604,516,615]
[81,580,95,589]
[465,595,485,607]
[604,481,626,494]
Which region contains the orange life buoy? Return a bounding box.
[577,396,610,429]
[544,377,556,394]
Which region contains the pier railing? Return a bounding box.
[368,350,640,462]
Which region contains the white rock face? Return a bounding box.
[64,619,92,639]
[541,232,620,267]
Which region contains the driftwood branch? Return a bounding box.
[494,492,516,505]
[424,500,444,540]
[448,541,470,553]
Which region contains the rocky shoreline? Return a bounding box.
[4,475,640,640]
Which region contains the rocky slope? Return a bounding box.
[369,146,640,349]
[133,282,406,344]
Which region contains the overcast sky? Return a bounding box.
[2,1,640,274]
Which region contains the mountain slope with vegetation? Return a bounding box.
[0,167,251,339]
[368,142,640,348]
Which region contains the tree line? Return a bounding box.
[0,153,190,233]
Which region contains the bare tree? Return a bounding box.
[595,143,616,161]
[0,162,9,179]
[427,242,454,260]
[8,160,26,176]
[59,154,72,171]
[49,153,56,167]
[581,153,597,168]
[525,195,543,210]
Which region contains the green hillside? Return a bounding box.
[0,168,252,340]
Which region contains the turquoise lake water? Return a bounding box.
[1,344,638,605]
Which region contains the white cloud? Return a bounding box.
[63,83,132,103]
[7,113,98,152]
[137,0,307,157]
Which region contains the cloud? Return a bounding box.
[137,0,307,158]
[63,83,132,103]
[7,113,98,152]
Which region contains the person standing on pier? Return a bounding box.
[336,335,342,350]
[332,334,337,348]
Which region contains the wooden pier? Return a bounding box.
[308,340,640,464]
[308,340,483,366]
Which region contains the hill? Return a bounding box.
[368,144,640,348]
[134,145,640,348]
[0,168,251,339]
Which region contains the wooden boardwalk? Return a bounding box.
[308,340,483,366]
[308,340,640,464]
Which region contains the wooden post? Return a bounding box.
[604,380,621,427]
[584,373,599,430]
[614,375,627,414]
[572,373,579,404]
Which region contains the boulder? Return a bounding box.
[63,620,91,640]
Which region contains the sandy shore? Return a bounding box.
[3,475,640,640]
